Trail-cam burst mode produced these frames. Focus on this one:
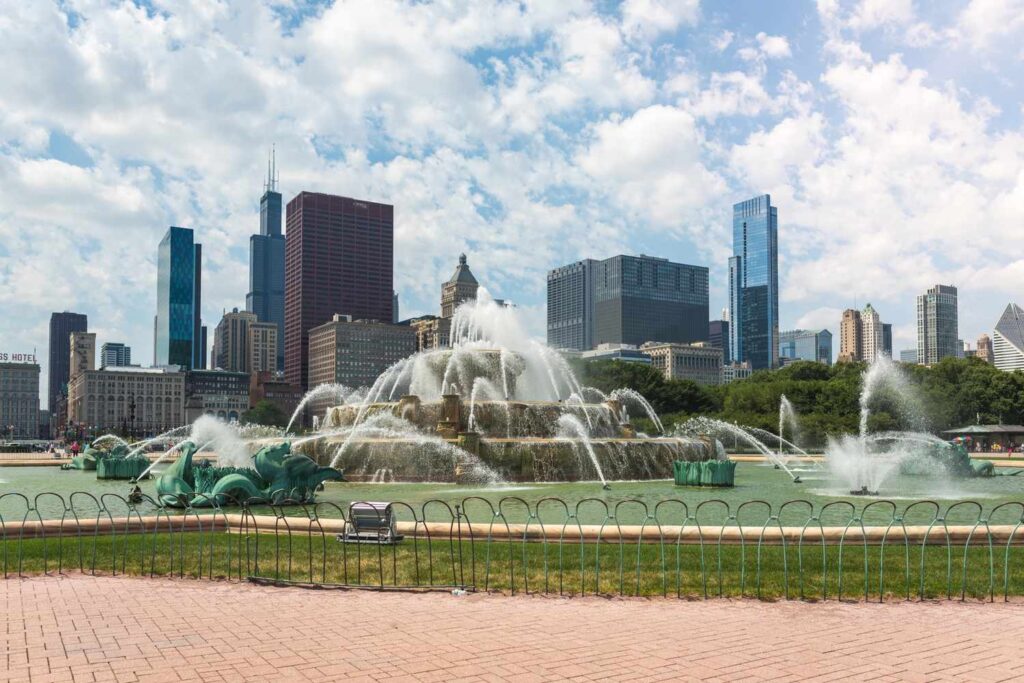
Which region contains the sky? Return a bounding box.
[1,0,1023,403]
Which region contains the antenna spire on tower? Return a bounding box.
[270,143,278,192]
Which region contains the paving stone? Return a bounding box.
[2,576,1023,682]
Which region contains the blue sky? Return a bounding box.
[1,0,1023,401]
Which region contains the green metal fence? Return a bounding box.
[2,491,1024,602]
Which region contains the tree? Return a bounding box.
[240,400,288,428]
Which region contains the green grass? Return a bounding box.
[5,530,1024,601]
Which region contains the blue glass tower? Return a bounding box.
[246,149,286,371]
[728,195,779,370]
[156,226,201,369]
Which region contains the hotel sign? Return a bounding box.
[0,352,37,363]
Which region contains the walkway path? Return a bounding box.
[2,575,1022,682]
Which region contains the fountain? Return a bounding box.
[674,416,802,482]
[294,290,721,483]
[825,356,996,496]
[61,441,151,479]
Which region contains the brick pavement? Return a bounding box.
[2,575,1023,682]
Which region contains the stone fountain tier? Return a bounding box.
[295,435,718,483]
[324,395,633,439]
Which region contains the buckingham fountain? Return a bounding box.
[290,290,721,486]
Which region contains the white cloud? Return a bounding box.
[794,307,844,334]
[578,105,725,231]
[712,30,734,51]
[957,0,1024,48]
[691,71,776,120]
[621,0,700,39]
[846,0,914,30]
[756,32,792,59]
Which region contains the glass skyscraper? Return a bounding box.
[916,284,958,365]
[247,151,286,371]
[728,195,779,370]
[156,226,202,370]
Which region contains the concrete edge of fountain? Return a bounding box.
[7,515,1024,544]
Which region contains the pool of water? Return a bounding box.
[4,461,1024,527]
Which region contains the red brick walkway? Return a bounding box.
[2,576,1022,682]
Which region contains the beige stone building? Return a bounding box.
[0,362,40,439]
[838,309,861,362]
[68,366,185,436]
[977,333,994,364]
[409,254,481,351]
[184,370,249,424]
[641,342,724,386]
[440,253,479,318]
[721,361,753,384]
[308,315,417,390]
[248,322,278,374]
[409,315,449,351]
[213,308,257,373]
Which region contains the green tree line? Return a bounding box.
[578,357,1024,448]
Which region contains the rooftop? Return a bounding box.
[942,425,1024,435]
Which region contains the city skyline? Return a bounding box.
[3,1,1024,399]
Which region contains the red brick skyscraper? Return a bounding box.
[284,192,394,390]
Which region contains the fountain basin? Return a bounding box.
[295,435,716,483]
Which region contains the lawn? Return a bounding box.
[3,529,1023,602]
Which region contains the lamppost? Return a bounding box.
[128,393,137,441]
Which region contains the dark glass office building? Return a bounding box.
[156,226,203,370]
[247,156,286,372]
[708,319,729,364]
[728,195,779,370]
[48,311,88,415]
[284,192,394,390]
[546,255,708,350]
[547,259,597,350]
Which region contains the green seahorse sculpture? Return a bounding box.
[155,440,342,508]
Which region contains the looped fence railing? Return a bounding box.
[3,491,1024,601]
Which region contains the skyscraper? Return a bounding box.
[213,308,258,373]
[881,323,893,358]
[100,343,131,368]
[70,332,96,383]
[47,311,87,416]
[156,226,203,370]
[193,245,205,370]
[246,150,286,372]
[916,284,958,366]
[861,303,883,362]
[594,255,708,346]
[441,254,479,318]
[547,259,597,351]
[284,192,394,389]
[728,195,779,369]
[992,303,1024,371]
[546,255,708,351]
[838,308,862,362]
[708,319,730,364]
[838,304,891,363]
[977,333,994,364]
